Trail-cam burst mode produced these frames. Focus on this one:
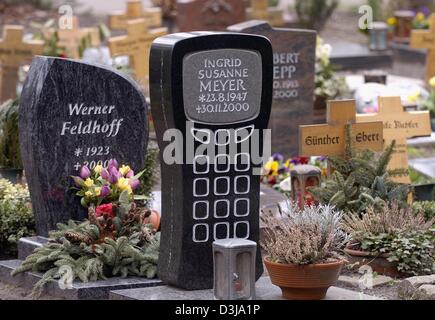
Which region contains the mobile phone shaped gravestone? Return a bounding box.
[150,32,273,289]
[19,57,148,236]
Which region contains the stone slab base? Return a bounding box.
[109,276,381,300]
[0,259,163,300]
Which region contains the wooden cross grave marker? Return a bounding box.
[411,14,435,81]
[108,18,167,87]
[43,16,100,59]
[0,25,44,102]
[299,99,384,157]
[109,0,162,30]
[356,96,431,184]
[247,0,284,27]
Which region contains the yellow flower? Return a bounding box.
[117,177,130,190]
[84,178,94,188]
[429,76,435,88]
[387,17,397,26]
[264,161,279,176]
[94,187,101,196]
[85,191,93,197]
[94,164,103,174]
[119,165,131,176]
[126,185,133,195]
[415,12,425,22]
[407,90,421,103]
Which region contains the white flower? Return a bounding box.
[279,177,292,192]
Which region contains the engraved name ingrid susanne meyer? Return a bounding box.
[198,58,248,92]
[60,103,124,138]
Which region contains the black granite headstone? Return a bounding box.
[19,57,148,236]
[228,20,316,157]
[150,32,273,289]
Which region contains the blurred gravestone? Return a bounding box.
[229,20,316,157]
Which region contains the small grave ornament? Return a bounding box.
[290,164,321,208]
[213,238,257,300]
[394,10,415,43]
[369,22,388,51]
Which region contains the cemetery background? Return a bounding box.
[0,0,434,301]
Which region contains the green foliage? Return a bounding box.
[4,0,52,10]
[295,0,339,31]
[12,203,160,297]
[412,201,435,221]
[31,20,65,57]
[309,124,409,214]
[360,229,435,276]
[136,147,159,206]
[0,99,22,169]
[0,179,35,256]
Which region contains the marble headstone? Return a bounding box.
[150,32,273,290]
[176,0,246,32]
[228,20,316,157]
[19,57,148,236]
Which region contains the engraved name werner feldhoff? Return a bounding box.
[61,103,124,138]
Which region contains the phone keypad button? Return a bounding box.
[193,178,209,197]
[193,201,209,220]
[214,199,230,218]
[235,153,250,172]
[234,175,250,194]
[214,176,230,195]
[193,155,209,174]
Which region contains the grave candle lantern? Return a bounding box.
[394,10,415,42]
[370,22,388,51]
[290,165,321,208]
[213,238,257,300]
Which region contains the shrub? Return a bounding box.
[343,204,435,276]
[360,230,434,276]
[295,0,339,31]
[309,125,409,214]
[0,178,35,255]
[261,202,349,265]
[412,201,435,222]
[0,99,22,169]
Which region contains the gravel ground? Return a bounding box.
[338,268,402,300]
[0,282,62,300]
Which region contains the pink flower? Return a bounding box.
[108,159,119,169]
[126,170,134,178]
[100,185,111,197]
[80,166,91,179]
[108,166,121,184]
[100,168,110,180]
[129,179,140,190]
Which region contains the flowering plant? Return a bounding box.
[315,37,349,100]
[72,159,145,208]
[412,10,430,30]
[422,77,435,115]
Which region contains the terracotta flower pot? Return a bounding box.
[264,258,344,300]
[344,247,405,278]
[144,209,161,231]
